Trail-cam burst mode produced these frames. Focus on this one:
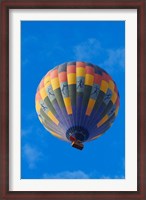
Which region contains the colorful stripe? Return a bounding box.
[86,99,96,116]
[67,73,76,85]
[35,61,120,143]
[64,97,73,115]
[100,80,108,93]
[51,77,60,90]
[97,115,109,127]
[47,111,59,125]
[85,74,94,86]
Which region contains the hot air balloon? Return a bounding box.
[35,61,120,150]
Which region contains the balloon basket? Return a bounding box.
[71,141,84,150]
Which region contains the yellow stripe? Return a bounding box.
[97,115,109,127]
[86,99,96,116]
[115,106,119,116]
[109,80,115,91]
[51,77,60,90]
[35,101,41,112]
[47,111,59,125]
[76,67,85,77]
[49,130,62,139]
[44,81,51,88]
[40,88,48,100]
[44,75,51,86]
[67,73,76,85]
[111,92,117,104]
[100,80,108,93]
[85,74,94,86]
[64,97,72,115]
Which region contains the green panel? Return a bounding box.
[82,85,92,107]
[44,96,56,115]
[68,84,76,106]
[53,88,65,108]
[76,77,85,93]
[40,108,55,125]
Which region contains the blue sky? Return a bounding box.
[21,21,125,179]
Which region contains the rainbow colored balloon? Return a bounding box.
[35,61,120,150]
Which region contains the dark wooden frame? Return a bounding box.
[0,0,145,199]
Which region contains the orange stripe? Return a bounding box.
[50,69,58,79]
[85,66,94,75]
[58,72,67,82]
[116,98,120,106]
[97,115,109,127]
[76,61,85,68]
[85,74,94,86]
[39,79,44,89]
[111,92,117,104]
[86,99,96,116]
[66,106,72,115]
[103,73,111,82]
[67,65,76,73]
[36,92,42,101]
[114,85,118,94]
[94,74,102,85]
[64,97,72,115]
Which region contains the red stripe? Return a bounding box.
[39,79,44,89]
[76,61,85,68]
[103,72,111,82]
[36,92,42,101]
[85,66,94,75]
[94,74,102,85]
[50,68,58,79]
[67,65,76,73]
[114,85,118,94]
[115,98,120,107]
[58,72,67,82]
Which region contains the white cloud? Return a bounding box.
[101,48,125,72]
[23,144,43,169]
[43,170,90,179]
[73,38,101,61]
[42,171,125,179]
[73,38,125,74]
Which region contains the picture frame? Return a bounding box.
[0,0,145,199]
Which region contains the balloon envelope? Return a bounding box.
[35,61,120,149]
